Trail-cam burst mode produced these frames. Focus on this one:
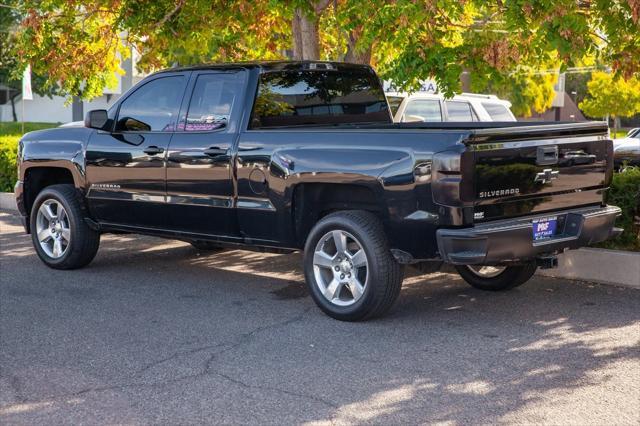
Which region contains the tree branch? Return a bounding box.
[155,0,186,29]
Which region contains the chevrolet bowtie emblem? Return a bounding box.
[534,168,559,184]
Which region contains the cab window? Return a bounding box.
[403,99,442,122]
[183,73,243,131]
[445,101,474,121]
[481,102,515,121]
[386,96,405,116]
[116,76,186,132]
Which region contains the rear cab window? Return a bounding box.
[249,65,391,128]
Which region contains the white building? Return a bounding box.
[0,53,146,124]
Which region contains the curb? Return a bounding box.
[0,192,17,212]
[537,248,640,289]
[2,191,638,289]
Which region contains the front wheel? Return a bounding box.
[455,262,537,291]
[30,184,100,269]
[303,211,403,321]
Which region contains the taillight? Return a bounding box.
[432,150,463,207]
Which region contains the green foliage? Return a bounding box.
[0,123,58,192]
[0,135,19,192]
[579,72,640,120]
[596,167,640,251]
[1,0,61,103]
[6,0,640,116]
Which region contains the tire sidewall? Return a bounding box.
[30,187,78,267]
[303,214,382,320]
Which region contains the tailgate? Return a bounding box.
[465,123,613,221]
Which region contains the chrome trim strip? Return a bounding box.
[87,189,166,203]
[166,195,232,208]
[88,190,276,211]
[237,197,276,211]
[469,135,605,151]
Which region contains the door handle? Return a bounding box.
[204,147,227,157]
[143,146,164,155]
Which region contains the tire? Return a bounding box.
[190,241,225,252]
[454,262,537,291]
[303,210,403,321]
[30,184,100,270]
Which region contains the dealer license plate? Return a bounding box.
[532,216,557,240]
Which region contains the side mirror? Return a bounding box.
[84,109,109,130]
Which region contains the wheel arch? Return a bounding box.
[21,165,82,221]
[291,181,388,247]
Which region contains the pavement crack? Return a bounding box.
[67,308,314,400]
[213,370,338,411]
[202,307,312,374]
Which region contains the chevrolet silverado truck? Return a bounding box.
[15,61,621,321]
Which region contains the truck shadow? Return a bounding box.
[95,230,640,423]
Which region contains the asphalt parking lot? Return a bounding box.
[1,210,639,425]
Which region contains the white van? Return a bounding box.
[386,92,517,123]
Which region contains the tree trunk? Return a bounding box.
[344,29,372,64]
[299,11,320,60]
[291,1,331,61]
[460,69,471,93]
[10,94,17,122]
[292,11,303,60]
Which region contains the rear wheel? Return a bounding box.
[455,262,537,291]
[303,211,403,321]
[30,184,100,269]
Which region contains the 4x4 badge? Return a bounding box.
[534,168,559,184]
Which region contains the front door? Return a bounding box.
[86,73,189,228]
[165,71,246,240]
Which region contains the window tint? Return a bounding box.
[182,73,243,132]
[481,102,515,121]
[116,76,185,132]
[250,68,390,128]
[445,101,474,121]
[403,100,442,122]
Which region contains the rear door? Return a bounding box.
[165,70,246,239]
[469,124,611,222]
[86,73,188,228]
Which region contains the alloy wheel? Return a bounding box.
[312,230,369,307]
[35,199,70,259]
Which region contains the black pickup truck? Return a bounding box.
[15,61,621,321]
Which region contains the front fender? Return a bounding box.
[19,127,92,189]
